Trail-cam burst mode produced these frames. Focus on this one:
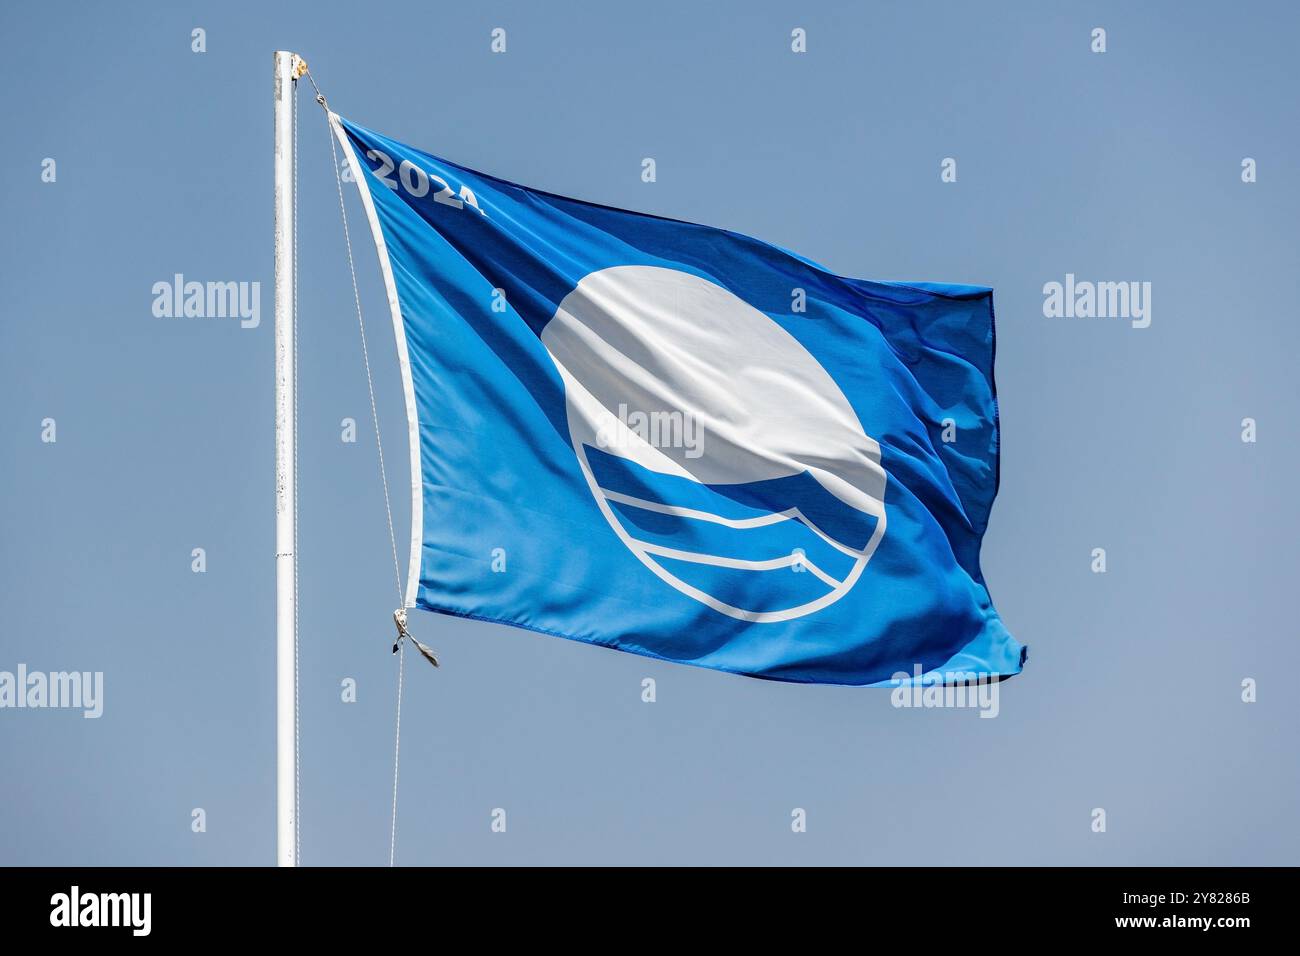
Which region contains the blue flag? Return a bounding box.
[333,114,1025,686]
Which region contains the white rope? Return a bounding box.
[291,74,302,867]
[390,640,405,866]
[324,112,403,598]
[319,87,407,867]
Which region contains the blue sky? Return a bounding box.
[1,0,1296,864]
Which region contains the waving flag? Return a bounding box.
[332,114,1025,686]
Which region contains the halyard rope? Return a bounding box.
[313,67,408,866]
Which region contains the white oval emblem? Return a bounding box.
[542,266,887,623]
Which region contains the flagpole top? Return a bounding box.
[274,50,309,79]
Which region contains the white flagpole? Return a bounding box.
[273,49,301,868]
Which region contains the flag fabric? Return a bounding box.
[332,114,1025,686]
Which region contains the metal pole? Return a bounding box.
[273,49,299,868]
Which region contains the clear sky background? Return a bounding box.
[2,0,1297,865]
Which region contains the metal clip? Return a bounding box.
[392,608,439,668]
